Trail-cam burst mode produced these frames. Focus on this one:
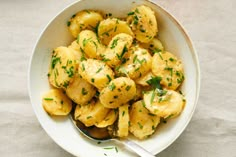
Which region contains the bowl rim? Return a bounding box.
[28,0,201,156]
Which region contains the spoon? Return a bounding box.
[70,114,155,157]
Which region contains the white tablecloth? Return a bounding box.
[0,0,235,156]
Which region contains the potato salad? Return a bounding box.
[42,5,186,140]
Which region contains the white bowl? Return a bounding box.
[28,0,200,156]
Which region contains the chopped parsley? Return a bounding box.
[137,122,143,129]
[91,78,95,83]
[96,66,103,73]
[109,83,116,91]
[51,56,61,69]
[82,88,88,95]
[122,111,125,116]
[44,98,53,101]
[125,85,131,91]
[110,38,119,49]
[87,116,92,119]
[106,74,112,82]
[127,11,135,16]
[67,21,71,27]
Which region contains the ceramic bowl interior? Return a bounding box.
[28,0,200,156]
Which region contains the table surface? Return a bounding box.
[0,0,235,156]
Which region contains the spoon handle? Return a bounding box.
[122,139,155,157]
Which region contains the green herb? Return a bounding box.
[106,75,112,82]
[63,81,69,88]
[142,101,146,107]
[95,91,100,97]
[67,21,71,27]
[133,15,139,25]
[87,116,92,119]
[133,55,138,63]
[65,66,74,78]
[81,63,85,71]
[47,73,50,77]
[110,38,119,49]
[135,8,140,13]
[85,10,90,14]
[114,25,117,32]
[51,56,61,69]
[127,11,135,15]
[102,58,111,62]
[97,141,101,144]
[109,83,116,91]
[116,45,128,60]
[148,113,156,116]
[146,76,162,90]
[114,95,118,99]
[134,67,140,72]
[115,147,118,153]
[71,14,76,18]
[44,98,53,101]
[137,122,143,129]
[91,78,95,83]
[165,114,174,120]
[169,57,175,62]
[61,100,64,104]
[96,66,103,73]
[152,125,156,130]
[122,111,125,116]
[128,121,131,126]
[140,27,146,33]
[139,109,142,112]
[125,85,131,91]
[77,34,80,43]
[152,48,163,60]
[103,146,115,150]
[150,90,156,104]
[101,28,113,37]
[83,37,92,47]
[82,88,88,95]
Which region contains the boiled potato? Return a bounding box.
[117,46,152,79]
[141,38,164,54]
[117,104,129,137]
[98,18,134,45]
[78,59,114,89]
[99,77,136,108]
[127,5,158,43]
[68,10,103,38]
[129,101,160,139]
[78,30,105,59]
[68,40,86,62]
[135,71,155,86]
[74,100,110,127]
[48,46,78,89]
[152,51,184,90]
[42,89,72,116]
[66,73,96,105]
[143,89,185,118]
[103,33,133,68]
[95,109,118,128]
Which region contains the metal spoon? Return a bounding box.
[70,114,155,157]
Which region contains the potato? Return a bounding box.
[141,38,164,54]
[95,109,118,128]
[135,71,155,86]
[99,77,136,108]
[152,51,184,90]
[68,10,103,38]
[78,59,114,89]
[98,18,134,45]
[66,73,96,105]
[68,40,87,62]
[143,89,185,118]
[103,33,133,68]
[42,89,72,116]
[129,101,160,139]
[127,5,158,43]
[74,100,110,127]
[117,46,152,79]
[48,46,78,89]
[117,104,129,137]
[78,30,105,59]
